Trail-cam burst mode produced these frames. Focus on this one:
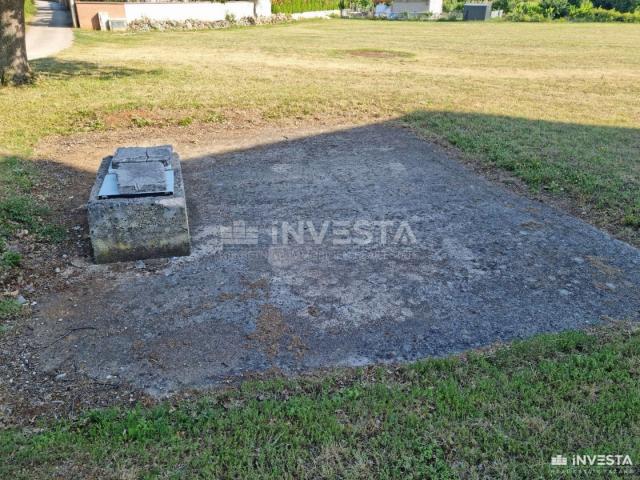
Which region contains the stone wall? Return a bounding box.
[75,0,272,30]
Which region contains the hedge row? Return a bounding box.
[271,0,341,14]
[505,0,640,21]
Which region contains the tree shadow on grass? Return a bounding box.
[0,154,91,245]
[0,154,92,322]
[403,110,640,243]
[31,58,163,81]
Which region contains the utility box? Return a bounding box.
[463,3,492,20]
[87,145,191,264]
[108,18,127,31]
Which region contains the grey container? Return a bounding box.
[463,3,492,20]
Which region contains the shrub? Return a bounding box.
[592,0,639,12]
[355,0,374,11]
[492,0,510,11]
[506,1,547,20]
[504,0,640,19]
[443,0,466,12]
[540,0,570,16]
[568,0,640,19]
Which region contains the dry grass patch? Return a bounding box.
[342,48,415,58]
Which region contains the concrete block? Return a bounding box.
[88,149,191,264]
[108,18,128,31]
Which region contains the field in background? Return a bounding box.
[2,20,640,478]
[1,20,639,245]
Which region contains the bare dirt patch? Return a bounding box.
[344,49,414,59]
[34,120,365,172]
[2,123,636,431]
[2,122,351,426]
[2,120,638,428]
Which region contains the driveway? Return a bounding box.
[30,124,640,396]
[26,0,73,60]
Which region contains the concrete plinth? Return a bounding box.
[88,149,191,264]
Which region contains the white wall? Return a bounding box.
[291,9,339,19]
[390,0,442,15]
[254,0,271,16]
[429,0,442,15]
[124,1,264,22]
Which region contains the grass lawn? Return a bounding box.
[1,20,639,242]
[1,20,640,478]
[24,0,37,23]
[3,325,640,478]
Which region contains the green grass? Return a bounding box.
[1,21,639,243]
[1,250,22,268]
[272,0,341,14]
[24,0,36,23]
[0,299,21,319]
[0,157,60,245]
[0,156,38,249]
[2,326,639,478]
[405,111,640,229]
[1,22,639,476]
[0,156,64,289]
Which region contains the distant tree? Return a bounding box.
[540,0,570,16]
[0,0,32,86]
[593,0,638,11]
[443,0,466,11]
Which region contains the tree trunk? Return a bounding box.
[0,0,32,86]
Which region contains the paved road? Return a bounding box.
[32,124,640,396]
[26,0,73,60]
